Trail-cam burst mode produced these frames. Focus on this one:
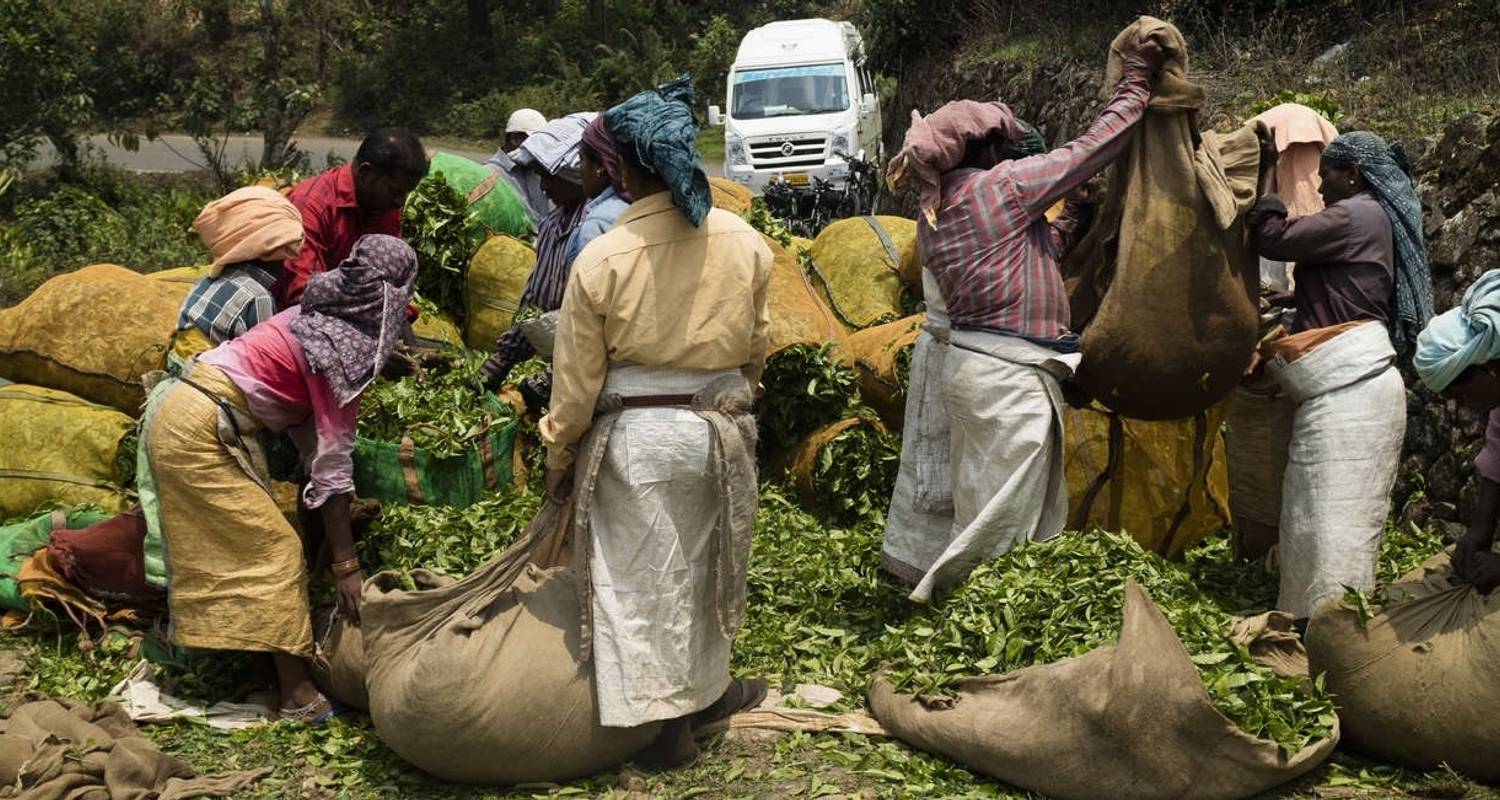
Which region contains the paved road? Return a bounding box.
[30,134,494,173]
[32,133,723,176]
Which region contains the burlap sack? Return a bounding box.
[464,235,537,350]
[1064,401,1231,558]
[1306,552,1500,780]
[0,265,184,412]
[870,581,1337,800]
[709,177,753,215]
[1224,375,1294,558]
[1064,18,1261,421]
[362,503,658,784]
[0,385,133,520]
[843,314,925,428]
[410,308,465,349]
[765,235,845,357]
[147,264,212,298]
[807,216,917,329]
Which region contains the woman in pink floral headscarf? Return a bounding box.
[139,234,415,724]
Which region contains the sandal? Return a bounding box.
[693,677,769,728]
[279,692,349,726]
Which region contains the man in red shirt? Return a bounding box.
[275,128,428,308]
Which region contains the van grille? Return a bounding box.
[748,134,828,169]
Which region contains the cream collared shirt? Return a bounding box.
[541,191,772,469]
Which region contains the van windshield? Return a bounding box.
[730,64,849,120]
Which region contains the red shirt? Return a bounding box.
[275,163,402,309]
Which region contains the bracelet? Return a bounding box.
[330,558,362,578]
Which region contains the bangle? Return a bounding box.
[330,558,362,578]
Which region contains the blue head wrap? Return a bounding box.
[1322,130,1433,354]
[604,75,711,227]
[1414,269,1500,392]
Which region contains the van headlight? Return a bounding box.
[726,135,750,167]
[830,129,853,157]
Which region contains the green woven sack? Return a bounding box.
[427,153,532,242]
[0,507,111,612]
[352,395,520,508]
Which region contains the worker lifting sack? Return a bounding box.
[1063,17,1262,421]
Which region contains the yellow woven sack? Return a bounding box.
[1063,402,1231,559]
[807,216,917,329]
[788,235,814,257]
[709,177,753,215]
[412,309,464,349]
[465,235,536,350]
[167,327,214,370]
[843,314,925,428]
[0,265,184,412]
[148,265,212,300]
[0,385,133,520]
[765,235,845,357]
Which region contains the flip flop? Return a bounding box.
[693,677,769,728]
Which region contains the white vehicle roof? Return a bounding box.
[734,18,859,68]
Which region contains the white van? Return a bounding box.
[708,19,882,196]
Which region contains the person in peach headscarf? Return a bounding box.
[178,185,305,344]
[1249,103,1339,291]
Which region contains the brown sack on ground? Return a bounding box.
[869,581,1336,800]
[1064,17,1261,421]
[842,314,925,428]
[363,501,658,784]
[310,571,455,711]
[0,697,266,799]
[0,265,187,412]
[1306,551,1500,780]
[765,235,845,357]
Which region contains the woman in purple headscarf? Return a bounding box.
[564,115,634,267]
[139,234,416,724]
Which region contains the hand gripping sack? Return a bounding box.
[1306,551,1500,780]
[0,265,185,412]
[464,235,537,350]
[869,582,1337,800]
[1063,18,1261,421]
[362,503,659,784]
[807,216,918,329]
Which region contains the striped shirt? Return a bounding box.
[485,201,589,378]
[176,263,279,344]
[921,58,1152,343]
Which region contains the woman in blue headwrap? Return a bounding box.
[539,76,773,769]
[1243,129,1434,623]
[1414,269,1500,594]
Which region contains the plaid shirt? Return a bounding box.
[177,263,279,344]
[921,59,1152,342]
[274,163,401,309]
[484,202,589,379]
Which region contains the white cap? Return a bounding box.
[505,108,547,136]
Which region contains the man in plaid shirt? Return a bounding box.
[887,37,1165,601]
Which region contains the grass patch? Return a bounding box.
[696,126,725,168]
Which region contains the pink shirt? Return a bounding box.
[199,308,359,508]
[1476,409,1500,485]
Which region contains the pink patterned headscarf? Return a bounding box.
[887,100,1029,227]
[582,114,632,201]
[290,234,417,406]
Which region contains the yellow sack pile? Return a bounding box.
[808,216,919,329]
[147,264,212,300]
[709,177,753,215]
[1063,402,1231,558]
[464,235,536,350]
[412,309,465,349]
[0,265,185,412]
[765,235,845,357]
[843,313,925,428]
[0,385,133,520]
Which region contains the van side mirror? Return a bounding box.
[861,93,878,115]
[708,105,724,127]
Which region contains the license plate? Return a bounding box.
[782,173,809,186]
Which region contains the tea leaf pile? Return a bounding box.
[358,348,514,458]
[401,172,483,326]
[803,419,901,525]
[357,490,541,577]
[758,343,860,453]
